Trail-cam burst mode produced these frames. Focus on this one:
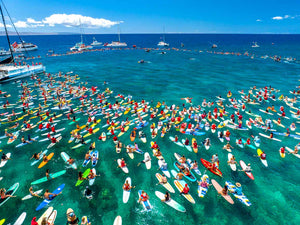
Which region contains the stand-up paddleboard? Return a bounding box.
[286,147,300,158]
[0,183,19,206]
[155,191,186,212]
[259,133,281,142]
[72,139,91,149]
[47,136,62,149]
[158,159,170,178]
[0,219,5,225]
[37,207,53,224]
[123,177,131,203]
[75,169,90,186]
[174,180,195,204]
[91,150,98,166]
[117,159,129,173]
[144,152,151,169]
[31,170,66,185]
[38,152,54,168]
[241,139,256,150]
[198,174,210,198]
[12,212,26,225]
[227,153,237,171]
[239,160,254,180]
[211,179,234,204]
[0,152,11,168]
[225,181,251,206]
[61,152,77,169]
[257,149,268,167]
[89,168,97,185]
[192,138,198,153]
[31,150,48,166]
[39,133,61,142]
[279,148,286,158]
[155,173,175,193]
[36,184,65,211]
[22,189,43,201]
[47,210,57,224]
[181,139,192,152]
[186,159,201,176]
[169,136,184,147]
[138,190,152,211]
[100,132,106,141]
[113,216,122,225]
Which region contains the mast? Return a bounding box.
[118,26,121,42]
[0,3,14,63]
[163,26,165,43]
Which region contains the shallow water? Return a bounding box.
[0,34,300,225]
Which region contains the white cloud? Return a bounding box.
[42,14,122,28]
[256,19,262,22]
[272,16,283,20]
[0,23,12,28]
[14,21,29,28]
[27,18,42,24]
[284,15,290,19]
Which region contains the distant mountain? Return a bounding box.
[0,31,78,36]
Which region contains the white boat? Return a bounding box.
[0,64,45,82]
[11,41,38,52]
[212,44,217,48]
[0,3,45,82]
[91,37,102,46]
[105,29,127,47]
[70,22,93,51]
[251,42,259,48]
[157,27,169,47]
[0,48,10,56]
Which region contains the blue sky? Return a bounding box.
[2,0,300,33]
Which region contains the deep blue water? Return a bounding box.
[0,34,299,225]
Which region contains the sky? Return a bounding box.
[1,0,300,34]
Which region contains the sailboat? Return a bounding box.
[157,27,169,47]
[251,42,259,48]
[70,21,93,51]
[91,37,102,47]
[0,2,45,82]
[105,27,127,47]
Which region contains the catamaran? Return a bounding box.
[91,37,102,47]
[157,29,169,47]
[11,41,38,52]
[0,2,45,82]
[70,22,93,51]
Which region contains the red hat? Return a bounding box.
[185,184,188,187]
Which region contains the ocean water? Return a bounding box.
[0,34,300,225]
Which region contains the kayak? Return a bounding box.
[36,184,65,211]
[13,212,26,225]
[198,174,210,198]
[0,183,19,206]
[61,152,77,169]
[259,133,281,142]
[155,191,186,213]
[123,177,131,203]
[0,152,11,168]
[38,152,54,169]
[225,181,251,206]
[200,158,222,177]
[257,149,268,167]
[174,180,195,204]
[169,136,184,147]
[89,168,97,185]
[138,190,152,211]
[174,161,196,182]
[211,179,234,204]
[155,173,175,193]
[227,153,237,171]
[239,160,254,180]
[118,159,129,173]
[181,139,192,152]
[31,150,48,166]
[286,147,300,158]
[75,169,90,186]
[31,170,67,185]
[22,189,43,200]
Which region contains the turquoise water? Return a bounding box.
[0,34,300,224]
